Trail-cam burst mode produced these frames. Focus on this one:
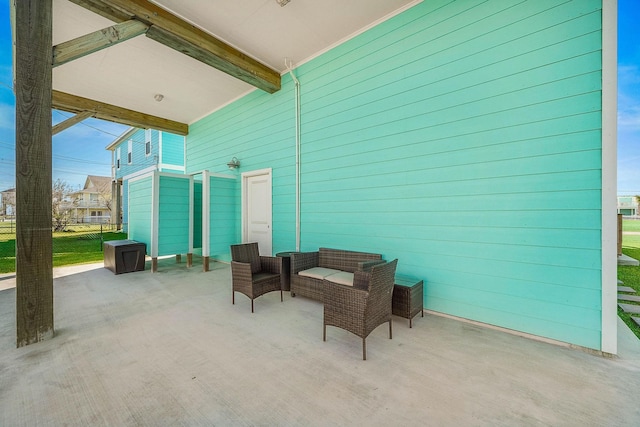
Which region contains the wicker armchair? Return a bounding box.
[230,243,283,313]
[322,259,398,360]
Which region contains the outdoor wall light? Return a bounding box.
[227,157,240,170]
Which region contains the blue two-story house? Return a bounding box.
[106,128,185,231]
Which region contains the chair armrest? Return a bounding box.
[259,256,282,274]
[231,261,253,282]
[352,270,372,291]
[322,279,368,315]
[357,259,386,272]
[291,251,319,274]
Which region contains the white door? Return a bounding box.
[243,169,272,255]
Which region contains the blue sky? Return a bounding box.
[1,1,639,193]
[0,0,128,192]
[617,0,640,194]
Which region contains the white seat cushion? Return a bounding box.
[325,271,354,287]
[298,267,342,280]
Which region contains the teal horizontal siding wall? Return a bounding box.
[115,129,185,175]
[128,177,152,252]
[115,129,157,179]
[186,0,604,349]
[117,129,185,233]
[157,175,191,256]
[209,176,238,262]
[161,133,185,167]
[188,76,298,254]
[160,167,184,174]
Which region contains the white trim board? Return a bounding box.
[188,177,194,253]
[122,165,157,182]
[158,163,185,172]
[189,169,237,180]
[158,130,163,166]
[151,171,160,258]
[201,170,210,258]
[600,0,618,355]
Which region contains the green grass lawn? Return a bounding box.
[619,220,640,340]
[622,218,640,232]
[0,229,127,274]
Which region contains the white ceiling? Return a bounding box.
[52,0,420,126]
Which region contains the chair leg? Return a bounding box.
[232,291,235,305]
[323,323,326,342]
[389,319,393,339]
[280,290,283,302]
[251,299,254,313]
[362,338,367,360]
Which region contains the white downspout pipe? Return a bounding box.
[287,59,301,251]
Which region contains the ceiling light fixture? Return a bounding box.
[154,94,164,102]
[275,0,290,7]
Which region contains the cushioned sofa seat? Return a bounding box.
[291,248,383,301]
[299,267,355,286]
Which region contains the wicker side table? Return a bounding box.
[392,276,424,328]
[275,252,296,291]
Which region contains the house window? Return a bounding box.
[128,139,133,164]
[145,129,152,156]
[116,147,121,169]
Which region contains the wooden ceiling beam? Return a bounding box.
[52,111,94,135]
[68,0,281,93]
[144,25,279,93]
[52,90,189,135]
[53,19,149,68]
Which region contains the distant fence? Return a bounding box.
[75,215,112,224]
[0,219,127,274]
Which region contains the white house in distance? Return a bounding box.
[66,175,112,223]
[0,188,15,217]
[617,195,638,217]
[106,127,185,231]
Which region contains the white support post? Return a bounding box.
[202,170,211,271]
[600,0,618,355]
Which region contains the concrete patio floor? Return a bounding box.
[1,260,639,426]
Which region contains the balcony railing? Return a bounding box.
[61,201,109,209]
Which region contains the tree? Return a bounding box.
[52,179,74,231]
[96,187,112,215]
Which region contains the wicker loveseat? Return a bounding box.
[290,248,384,301]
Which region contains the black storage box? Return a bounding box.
[104,240,146,274]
